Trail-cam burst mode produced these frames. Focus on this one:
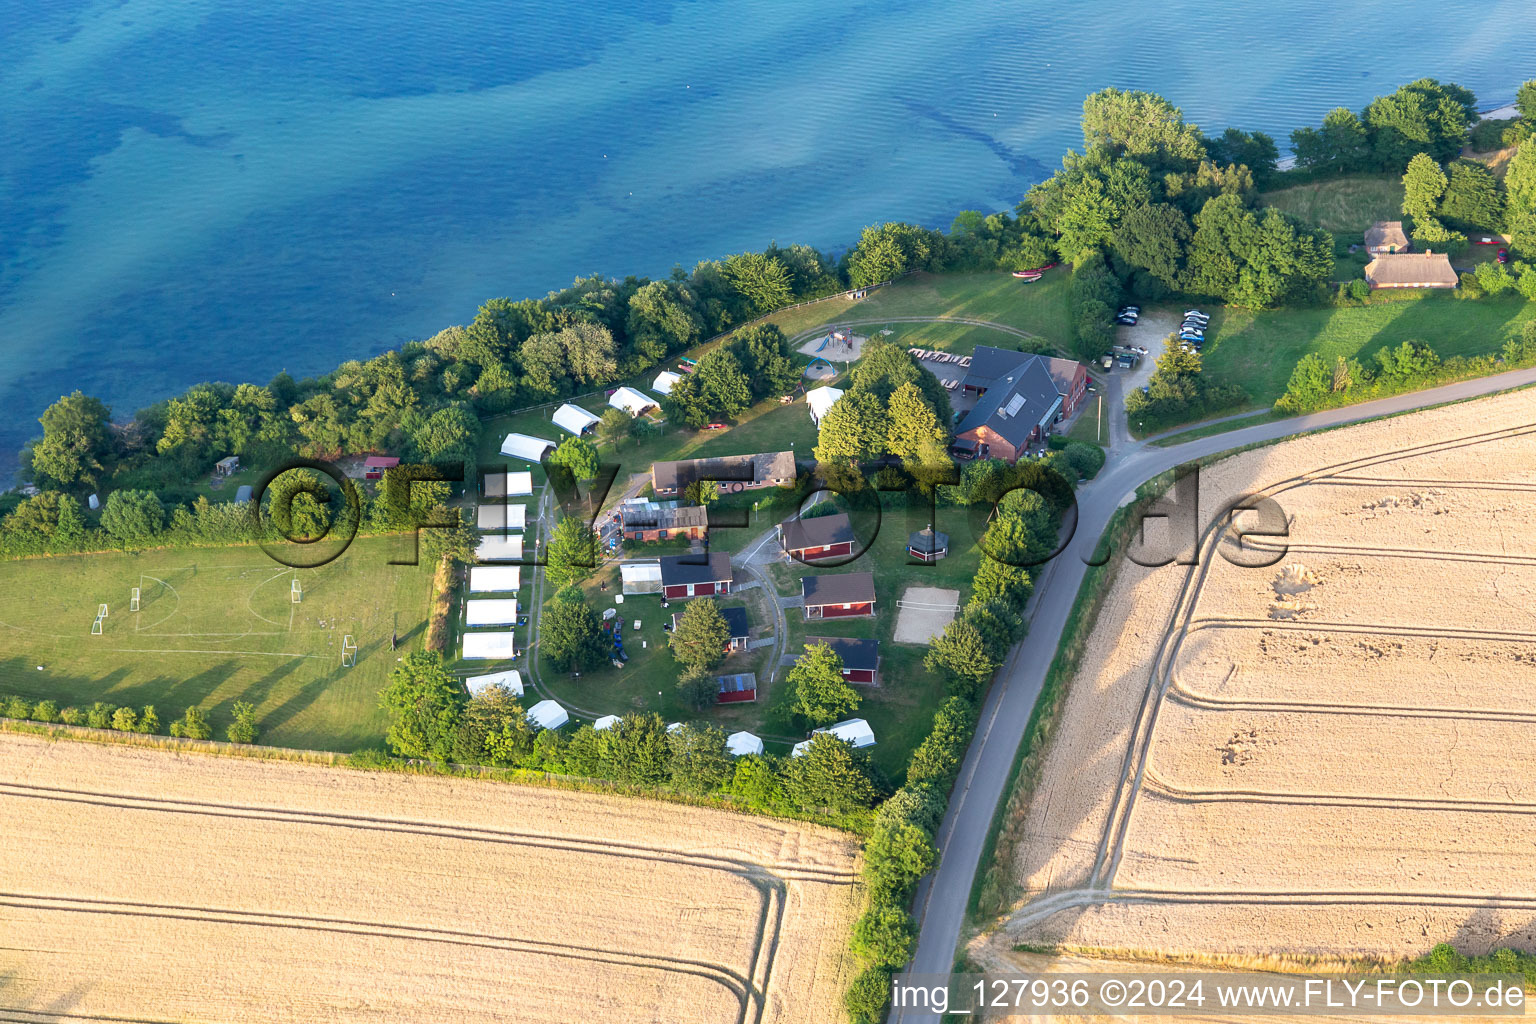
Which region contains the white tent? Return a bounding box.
[553,403,601,436]
[469,566,521,592]
[500,432,556,463]
[609,386,657,417]
[465,598,519,626]
[828,718,876,748]
[652,370,682,395]
[483,471,533,497]
[477,504,527,531]
[726,731,764,757]
[476,535,524,562]
[527,700,569,731]
[806,386,844,424]
[593,714,621,731]
[619,561,663,595]
[791,739,813,758]
[462,631,517,660]
[666,721,685,733]
[465,669,523,697]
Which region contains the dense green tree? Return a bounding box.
[846,222,934,286]
[169,705,214,740]
[111,706,138,731]
[664,722,731,793]
[669,598,731,671]
[677,665,720,710]
[1402,152,1449,222]
[1080,88,1206,167]
[29,391,113,490]
[542,586,610,672]
[226,700,259,744]
[862,816,937,902]
[561,321,619,385]
[884,381,949,474]
[597,712,673,786]
[1439,160,1504,231]
[813,390,887,464]
[625,279,701,363]
[786,642,860,726]
[460,684,535,767]
[924,619,999,696]
[850,904,916,968]
[781,732,878,813]
[1506,140,1536,256]
[101,490,164,548]
[408,404,478,466]
[721,251,794,314]
[1205,127,1280,186]
[545,515,600,588]
[730,324,800,398]
[1113,203,1192,290]
[1185,194,1333,308]
[844,966,894,1024]
[548,435,601,483]
[379,651,465,761]
[1290,108,1371,173]
[1365,78,1475,168]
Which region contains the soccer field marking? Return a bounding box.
[241,567,301,629]
[133,575,182,632]
[101,646,325,659]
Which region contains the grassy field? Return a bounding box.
[0,537,432,750]
[801,270,1073,350]
[1065,393,1110,446]
[1201,294,1536,411]
[1261,173,1405,238]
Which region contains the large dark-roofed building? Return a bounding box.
[672,605,750,653]
[652,451,796,497]
[802,571,876,619]
[955,346,1088,463]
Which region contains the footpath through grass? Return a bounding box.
[0,537,433,750]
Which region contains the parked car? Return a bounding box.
[1497,248,1510,264]
[1115,314,1138,325]
[1184,309,1207,318]
[1121,305,1141,314]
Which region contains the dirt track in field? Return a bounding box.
[0,735,860,1023]
[992,388,1536,965]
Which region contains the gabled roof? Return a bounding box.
[499,433,556,463]
[721,606,750,639]
[363,455,400,469]
[806,386,844,423]
[725,730,763,756]
[961,345,1034,390]
[652,451,796,493]
[621,502,708,531]
[1364,220,1409,250]
[807,635,879,672]
[465,669,523,697]
[802,571,876,606]
[1364,251,1459,288]
[779,512,855,553]
[659,552,733,587]
[526,699,569,730]
[477,504,527,531]
[653,370,682,395]
[609,386,657,416]
[957,353,1063,447]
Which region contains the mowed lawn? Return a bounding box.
[0,537,433,750]
[802,270,1073,350]
[1201,295,1536,411]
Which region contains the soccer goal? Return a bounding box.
[291,577,303,604]
[341,634,357,668]
[91,613,103,636]
[129,587,140,612]
[98,603,108,620]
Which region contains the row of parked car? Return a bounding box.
[1115,304,1141,326]
[1177,309,1209,351]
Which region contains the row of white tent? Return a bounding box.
[476,503,527,531]
[537,387,662,444]
[484,470,534,497]
[460,673,568,731]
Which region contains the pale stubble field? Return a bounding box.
[998,390,1536,964]
[0,734,860,1023]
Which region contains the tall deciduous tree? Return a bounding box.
[669,599,731,671]
[544,515,601,588]
[884,381,949,474]
[786,642,860,726]
[781,732,878,814]
[29,391,113,491]
[668,723,732,793]
[1402,152,1449,222]
[548,435,600,482]
[379,651,465,762]
[1080,88,1206,167]
[543,586,609,672]
[1505,140,1536,257]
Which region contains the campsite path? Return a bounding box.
[894,365,1536,1024]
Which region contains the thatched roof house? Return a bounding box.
[1364,251,1459,290]
[1364,221,1410,255]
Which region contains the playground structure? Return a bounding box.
[796,327,865,363]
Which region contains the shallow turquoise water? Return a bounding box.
[2,0,1534,468]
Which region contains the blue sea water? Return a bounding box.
[2,0,1534,471]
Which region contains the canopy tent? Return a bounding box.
[477,504,527,531]
[469,566,521,592]
[666,721,685,733]
[725,731,764,757]
[652,370,682,395]
[483,471,533,497]
[465,598,519,626]
[475,535,524,562]
[793,718,877,756]
[593,714,621,731]
[608,386,657,417]
[619,560,663,595]
[552,403,601,436]
[526,699,569,731]
[805,386,844,424]
[465,669,523,697]
[500,433,556,463]
[461,631,517,660]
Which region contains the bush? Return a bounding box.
[31,699,59,723]
[850,904,916,967]
[111,706,139,731]
[59,706,84,726]
[843,965,893,1024]
[169,705,214,740]
[86,702,116,730]
[1347,278,1371,301]
[4,695,32,720]
[1061,440,1106,479]
[226,700,259,744]
[139,705,161,734]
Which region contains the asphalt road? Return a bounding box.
[894,366,1536,1022]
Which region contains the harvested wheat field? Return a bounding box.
[0,733,860,1023]
[996,389,1536,965]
